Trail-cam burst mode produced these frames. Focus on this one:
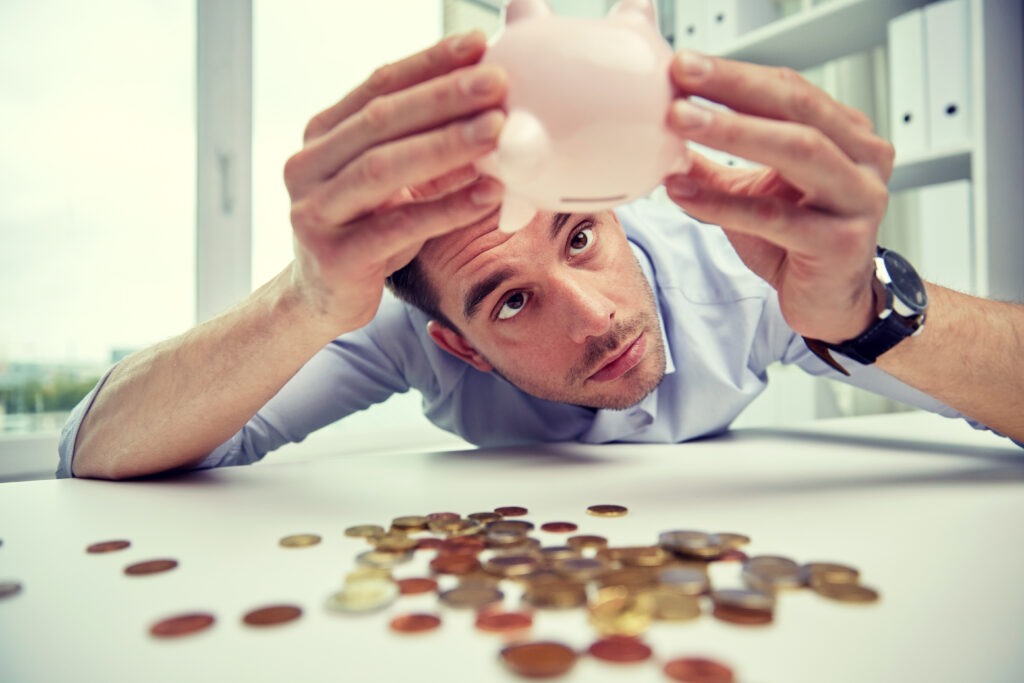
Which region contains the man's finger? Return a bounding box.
[303,30,488,143]
[668,99,887,217]
[671,50,895,180]
[289,63,506,192]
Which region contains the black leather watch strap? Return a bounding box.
[829,313,918,365]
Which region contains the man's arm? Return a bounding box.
[661,51,1023,442]
[71,31,508,479]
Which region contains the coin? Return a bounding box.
[326,578,399,613]
[243,605,302,626]
[715,549,748,563]
[373,533,418,552]
[586,504,629,517]
[357,550,413,568]
[663,657,735,683]
[396,577,438,595]
[599,568,659,592]
[658,531,725,559]
[651,586,702,621]
[659,568,710,595]
[743,555,803,591]
[0,581,23,599]
[124,559,178,576]
[489,520,535,533]
[87,540,131,553]
[447,519,485,538]
[711,589,775,611]
[391,515,429,532]
[540,521,578,533]
[524,579,588,609]
[494,506,529,517]
[439,537,486,555]
[588,635,652,663]
[588,585,655,637]
[802,562,860,585]
[427,512,460,521]
[812,582,880,604]
[484,555,541,578]
[345,524,385,538]
[467,512,503,524]
[345,567,392,583]
[567,535,608,551]
[149,613,215,638]
[715,533,751,548]
[475,610,533,633]
[279,533,320,548]
[430,555,481,575]
[415,538,443,551]
[712,603,774,626]
[500,642,576,678]
[439,585,504,609]
[389,613,441,633]
[539,546,578,562]
[552,557,609,582]
[606,545,669,567]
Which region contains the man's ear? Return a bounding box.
[426,320,493,373]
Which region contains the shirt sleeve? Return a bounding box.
[57,293,421,477]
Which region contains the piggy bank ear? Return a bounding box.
[503,0,553,24]
[607,0,658,28]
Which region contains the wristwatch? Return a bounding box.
[804,247,928,375]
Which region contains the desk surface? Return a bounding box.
[1,412,1022,683]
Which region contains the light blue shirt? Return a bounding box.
[57,199,995,478]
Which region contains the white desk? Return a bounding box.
[1,412,1022,683]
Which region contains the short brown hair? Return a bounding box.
[385,257,461,333]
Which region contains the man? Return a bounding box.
[59,31,1023,480]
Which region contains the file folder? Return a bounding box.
[674,0,709,53]
[918,180,973,294]
[924,0,972,149]
[887,9,929,158]
[706,0,779,49]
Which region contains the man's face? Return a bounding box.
[419,209,666,410]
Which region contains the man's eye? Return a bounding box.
[497,291,530,320]
[568,227,595,256]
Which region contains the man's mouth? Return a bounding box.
[587,332,647,383]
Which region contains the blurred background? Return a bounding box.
[1,0,1020,479]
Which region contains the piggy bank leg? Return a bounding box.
[497,195,538,233]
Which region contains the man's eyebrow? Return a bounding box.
[549,212,572,240]
[463,268,515,320]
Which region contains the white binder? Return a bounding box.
[918,180,973,294]
[924,0,972,149]
[706,0,779,49]
[674,0,709,53]
[887,9,929,159]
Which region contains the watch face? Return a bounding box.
[882,250,928,312]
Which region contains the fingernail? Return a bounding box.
[464,111,503,144]
[676,50,712,80]
[672,99,712,130]
[667,175,700,199]
[471,179,503,205]
[462,68,500,97]
[451,30,482,58]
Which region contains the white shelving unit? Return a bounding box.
[711,0,1023,302]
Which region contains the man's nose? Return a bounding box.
[557,275,615,344]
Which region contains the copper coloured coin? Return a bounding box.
[124,559,178,576]
[87,540,131,553]
[475,610,533,633]
[415,538,443,551]
[242,604,302,627]
[427,512,461,521]
[439,537,486,554]
[715,549,749,563]
[586,504,628,517]
[389,613,441,634]
[500,641,577,678]
[150,613,215,638]
[588,636,652,663]
[430,554,480,575]
[494,506,529,517]
[396,577,438,595]
[540,521,578,533]
[663,657,735,683]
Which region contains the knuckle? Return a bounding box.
[788,129,822,162]
[367,63,394,96]
[775,66,805,87]
[303,116,325,143]
[378,204,413,235]
[358,149,390,186]
[874,138,896,168]
[786,85,819,122]
[754,198,784,225]
[361,96,393,134]
[290,196,328,237]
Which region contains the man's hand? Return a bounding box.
[663,50,895,345]
[284,30,507,335]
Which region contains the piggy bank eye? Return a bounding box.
[568,226,595,257]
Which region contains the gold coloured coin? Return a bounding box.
[802,562,860,585]
[658,568,710,595]
[524,580,588,609]
[447,519,485,538]
[651,585,701,621]
[588,585,655,637]
[279,533,321,548]
[467,512,503,524]
[326,577,399,613]
[715,532,751,548]
[391,515,430,532]
[812,582,880,604]
[345,524,385,539]
[345,567,392,583]
[439,585,504,609]
[587,504,628,517]
[356,549,414,568]
[373,533,418,552]
[484,554,541,578]
[567,535,608,551]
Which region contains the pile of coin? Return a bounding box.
[323,504,879,680]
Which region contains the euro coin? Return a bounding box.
[389,613,441,633]
[279,533,320,548]
[484,554,541,578]
[475,610,533,633]
[714,533,751,548]
[588,585,654,637]
[242,604,302,626]
[500,642,576,678]
[651,586,701,621]
[663,657,735,682]
[326,578,399,613]
[586,504,628,517]
[743,555,803,591]
[430,555,481,575]
[540,521,578,533]
[344,524,385,539]
[552,557,609,582]
[812,581,880,604]
[439,585,504,609]
[86,540,131,553]
[124,559,178,576]
[356,550,413,568]
[588,635,652,663]
[494,506,529,517]
[802,562,860,585]
[658,568,710,595]
[391,516,429,532]
[396,577,438,595]
[149,613,215,638]
[467,512,503,524]
[567,534,608,551]
[524,580,588,609]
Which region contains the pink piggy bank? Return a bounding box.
[476,0,690,232]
